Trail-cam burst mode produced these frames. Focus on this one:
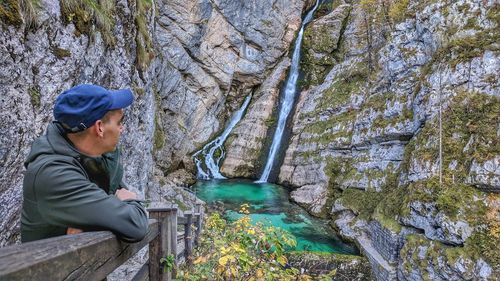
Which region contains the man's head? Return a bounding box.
[53,84,134,155]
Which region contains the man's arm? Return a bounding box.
[35,159,148,242]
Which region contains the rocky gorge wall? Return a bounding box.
[217,0,499,280]
[279,0,499,280]
[0,0,308,246]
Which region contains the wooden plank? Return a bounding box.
[147,203,177,213]
[131,263,149,281]
[148,208,178,281]
[177,216,198,225]
[148,213,161,281]
[167,210,178,278]
[0,220,158,281]
[194,204,203,247]
[184,213,193,265]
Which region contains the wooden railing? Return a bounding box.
[0,203,204,281]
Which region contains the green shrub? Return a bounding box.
[178,206,336,280]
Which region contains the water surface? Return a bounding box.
[194,179,358,254]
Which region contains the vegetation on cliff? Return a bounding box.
[177,206,337,280]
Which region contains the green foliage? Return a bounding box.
[61,0,116,46]
[421,27,499,73]
[178,206,334,280]
[372,185,406,232]
[401,228,500,277]
[28,86,41,108]
[160,254,175,273]
[387,0,410,23]
[135,0,154,71]
[337,188,382,220]
[405,91,499,185]
[401,177,499,268]
[300,4,351,87]
[0,0,40,27]
[0,0,22,26]
[51,47,71,59]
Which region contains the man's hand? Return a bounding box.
[67,227,83,235]
[115,188,138,201]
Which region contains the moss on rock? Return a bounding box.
[337,188,383,220]
[405,91,499,185]
[0,0,23,26]
[60,0,116,46]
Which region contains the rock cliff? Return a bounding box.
[276,0,499,280]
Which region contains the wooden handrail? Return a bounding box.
[0,219,158,281]
[0,203,204,281]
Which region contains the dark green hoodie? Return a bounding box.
[21,122,148,243]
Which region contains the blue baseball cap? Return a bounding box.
[53,84,134,133]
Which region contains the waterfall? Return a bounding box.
[258,0,320,183]
[193,94,252,179]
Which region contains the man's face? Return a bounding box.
[101,109,124,153]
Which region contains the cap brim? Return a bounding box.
[109,89,134,110]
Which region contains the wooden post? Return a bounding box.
[167,208,178,278]
[184,212,193,265]
[194,204,203,247]
[148,205,177,281]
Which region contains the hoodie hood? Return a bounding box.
[24,122,81,168]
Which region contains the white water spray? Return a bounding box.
[258,0,320,183]
[193,94,252,179]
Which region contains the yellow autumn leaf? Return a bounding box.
[218,255,234,266]
[277,256,287,266]
[193,256,207,264]
[230,265,238,276]
[256,269,264,278]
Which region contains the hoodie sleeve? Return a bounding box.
[34,159,148,243]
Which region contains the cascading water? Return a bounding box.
[258,0,320,183]
[193,94,252,179]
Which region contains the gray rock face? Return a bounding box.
[290,183,328,215]
[279,0,499,280]
[287,251,374,280]
[221,58,291,178]
[400,201,473,245]
[301,4,351,85]
[398,234,494,281]
[467,157,500,193]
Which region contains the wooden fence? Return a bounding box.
[0,203,204,281]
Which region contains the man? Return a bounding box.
[21,84,148,243]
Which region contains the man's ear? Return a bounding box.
[95,120,105,137]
